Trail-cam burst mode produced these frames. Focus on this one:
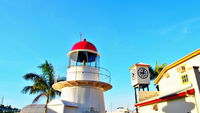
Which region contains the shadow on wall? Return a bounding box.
[47,108,58,113]
[162,98,195,113]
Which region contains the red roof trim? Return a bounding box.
[135,64,150,67]
[71,39,97,52]
[135,89,195,107]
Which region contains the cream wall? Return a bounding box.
[139,95,198,113]
[158,55,200,93]
[138,54,200,113]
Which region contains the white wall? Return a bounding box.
[61,86,105,113]
[67,66,100,81]
[47,99,64,113]
[47,105,64,113]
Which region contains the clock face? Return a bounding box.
[137,67,148,79]
[132,69,136,80]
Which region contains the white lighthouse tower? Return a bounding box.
[47,39,112,113]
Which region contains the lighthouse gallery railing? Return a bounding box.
[67,66,111,83]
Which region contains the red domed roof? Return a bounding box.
[71,39,97,52]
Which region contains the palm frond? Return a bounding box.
[150,61,167,80]
[38,60,54,76]
[21,86,41,94]
[38,60,55,87]
[149,66,156,80]
[21,86,33,94]
[22,60,61,106]
[32,93,47,103]
[55,90,61,96]
[23,73,40,81]
[34,77,48,88]
[48,89,56,100]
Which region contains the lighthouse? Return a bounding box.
[47,39,112,113]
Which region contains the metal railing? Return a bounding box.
[67,66,111,83]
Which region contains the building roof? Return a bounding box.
[71,39,97,51]
[20,104,45,113]
[48,99,78,108]
[129,62,150,70]
[154,48,200,84]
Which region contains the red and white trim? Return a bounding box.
[135,88,195,107]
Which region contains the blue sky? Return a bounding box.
[1,0,200,111]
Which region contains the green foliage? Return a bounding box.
[0,105,20,113]
[150,61,167,80]
[22,60,65,113]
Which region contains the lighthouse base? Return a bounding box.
[47,99,78,113]
[47,86,105,113]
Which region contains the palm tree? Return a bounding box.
[22,60,65,113]
[149,61,167,80]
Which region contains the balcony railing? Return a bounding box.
[67,66,111,83]
[54,66,111,84]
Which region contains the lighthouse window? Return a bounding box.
[77,51,88,62]
[68,52,79,67]
[68,51,99,68]
[70,52,78,61]
[87,52,97,62]
[181,74,189,84]
[76,51,97,62]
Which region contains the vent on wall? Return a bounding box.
[164,73,170,78]
[153,104,158,111]
[177,66,186,73]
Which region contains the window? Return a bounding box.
[181,74,190,84]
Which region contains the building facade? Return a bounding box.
[134,49,200,113]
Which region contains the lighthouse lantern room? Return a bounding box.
[68,38,100,68]
[67,39,100,81]
[47,39,112,113]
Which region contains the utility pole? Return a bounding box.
[127,102,129,112]
[1,96,4,105]
[110,102,112,113]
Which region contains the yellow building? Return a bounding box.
[131,49,200,113]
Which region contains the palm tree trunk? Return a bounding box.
[44,97,49,113]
